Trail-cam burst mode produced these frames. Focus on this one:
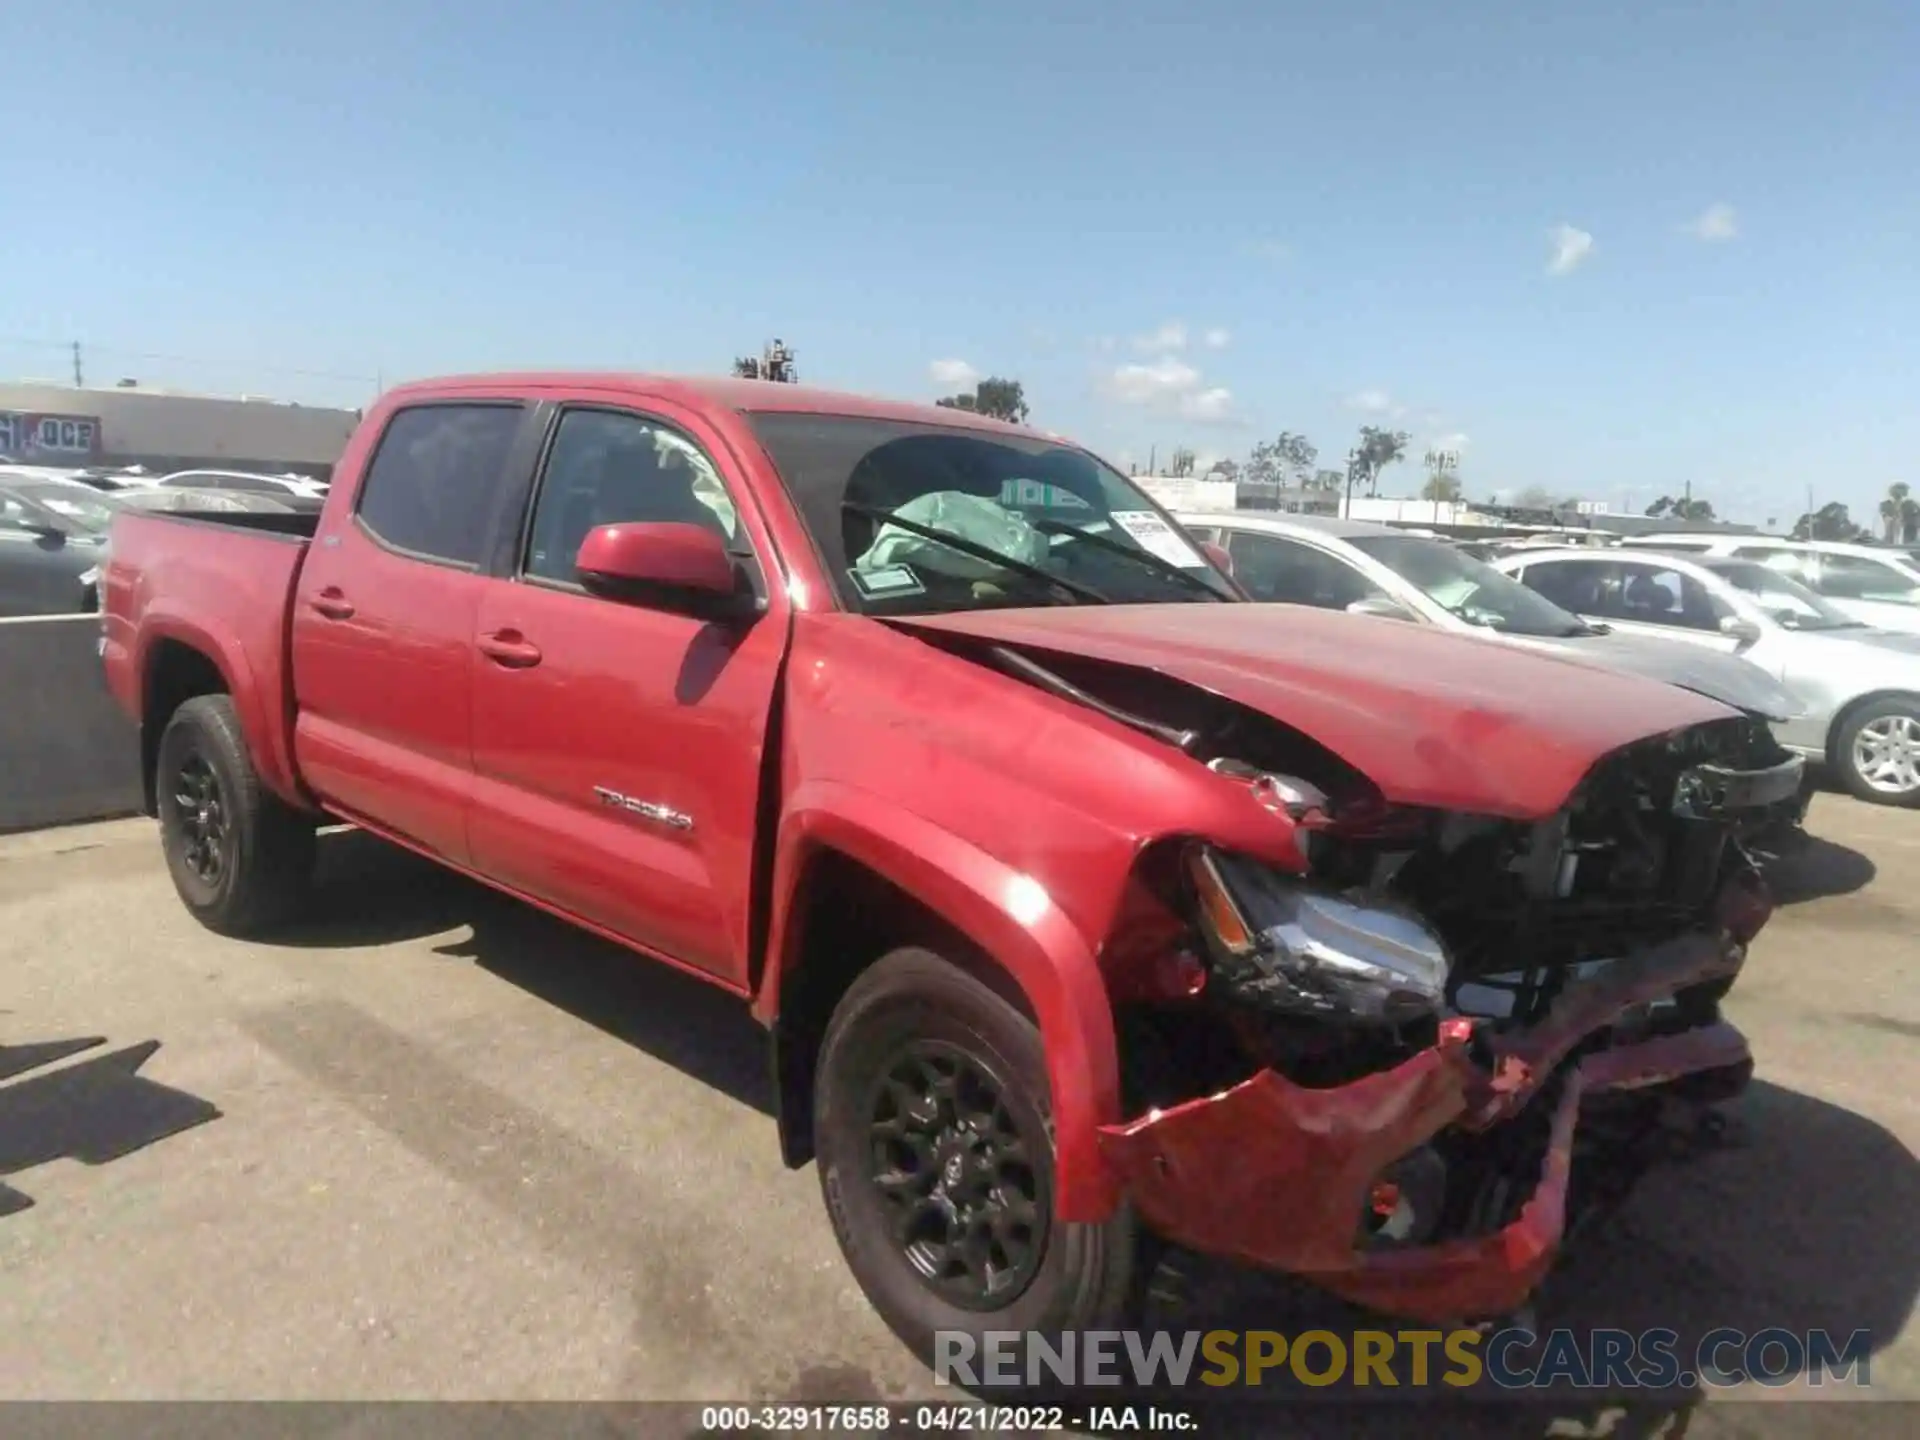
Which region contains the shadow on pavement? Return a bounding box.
[1759,834,1876,905]
[0,1038,221,1216]
[272,830,1915,1438]
[273,829,776,1112]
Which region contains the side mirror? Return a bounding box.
[575,522,758,620]
[1347,595,1415,622]
[25,522,68,545]
[1199,541,1234,577]
[1719,615,1763,647]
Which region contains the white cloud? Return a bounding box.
[1102,356,1239,424]
[1424,431,1471,456]
[928,358,981,388]
[1180,387,1236,422]
[1202,327,1231,350]
[1132,322,1188,354]
[1347,388,1395,415]
[1684,203,1738,242]
[1547,223,1595,276]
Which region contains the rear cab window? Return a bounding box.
[353,403,526,568]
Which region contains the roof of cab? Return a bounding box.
[378,371,1043,439]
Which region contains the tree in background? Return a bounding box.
[1356,426,1410,497]
[1244,432,1318,489]
[732,339,798,382]
[1792,502,1870,542]
[1511,485,1559,511]
[1880,482,1920,544]
[1644,493,1716,522]
[1205,458,1241,482]
[1167,447,1197,477]
[1312,467,1345,492]
[1421,471,1463,502]
[936,376,1030,424]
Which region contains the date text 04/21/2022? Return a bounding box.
[696,1404,1196,1432]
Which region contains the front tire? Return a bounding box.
[813,947,1137,1383]
[155,694,316,936]
[1834,698,1920,807]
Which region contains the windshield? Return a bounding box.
[1704,560,1865,631]
[747,414,1238,613]
[1347,534,1593,638]
[7,481,124,533]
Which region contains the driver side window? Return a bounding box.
[523,408,740,586]
[1224,530,1385,609]
[1813,553,1920,604]
[1606,563,1727,631]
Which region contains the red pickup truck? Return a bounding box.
[102,373,1789,1367]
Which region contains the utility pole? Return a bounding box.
[71,340,83,388]
[1343,446,1361,519]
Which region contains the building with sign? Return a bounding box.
[0,381,361,478]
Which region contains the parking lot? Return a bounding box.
[2,793,1916,1435]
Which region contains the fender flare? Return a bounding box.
[757,780,1122,1221]
[136,609,300,805]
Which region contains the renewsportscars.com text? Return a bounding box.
[934,1327,1873,1391]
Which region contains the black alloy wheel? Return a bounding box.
[866,1039,1050,1311]
[170,751,231,887]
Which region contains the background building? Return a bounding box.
[0,380,361,479]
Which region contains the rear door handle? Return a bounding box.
[478,629,543,668]
[309,587,355,620]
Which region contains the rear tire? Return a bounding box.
[1833,698,1920,807]
[813,947,1138,1386]
[156,694,316,936]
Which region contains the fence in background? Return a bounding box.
[0,614,144,833]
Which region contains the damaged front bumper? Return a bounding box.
[1096,881,1768,1324]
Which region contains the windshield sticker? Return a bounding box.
[848,564,926,599]
[1110,510,1209,568]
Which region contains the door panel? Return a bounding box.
[468,401,785,987]
[290,401,530,862]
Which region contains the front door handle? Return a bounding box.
[478,629,543,668]
[309,587,355,620]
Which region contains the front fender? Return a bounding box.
[759,779,1122,1220]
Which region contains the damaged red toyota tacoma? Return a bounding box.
[99,373,1802,1366]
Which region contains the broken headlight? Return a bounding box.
[1187,846,1451,1024]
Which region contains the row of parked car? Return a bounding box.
[0,464,328,616]
[1178,510,1920,806]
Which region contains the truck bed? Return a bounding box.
[99,507,315,809]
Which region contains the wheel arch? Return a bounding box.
[1825,688,1920,768]
[757,785,1122,1222]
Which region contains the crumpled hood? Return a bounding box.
[892,604,1737,819]
[1505,629,1801,721]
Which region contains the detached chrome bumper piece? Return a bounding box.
[1673,754,1806,822]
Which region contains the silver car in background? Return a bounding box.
[1617,534,1920,636]
[1178,511,1802,721]
[1494,546,1920,807]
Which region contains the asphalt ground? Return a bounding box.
[1,793,1915,1438]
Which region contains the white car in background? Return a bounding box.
[1493,546,1920,807]
[1178,511,1801,721]
[151,468,330,511]
[1616,534,1920,635]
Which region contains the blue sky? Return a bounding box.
[4,0,1915,528]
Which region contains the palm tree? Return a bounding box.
[1883,482,1914,543]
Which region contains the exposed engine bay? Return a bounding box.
[959,637,1796,1317]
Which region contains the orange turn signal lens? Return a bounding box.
[1187,849,1257,956]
